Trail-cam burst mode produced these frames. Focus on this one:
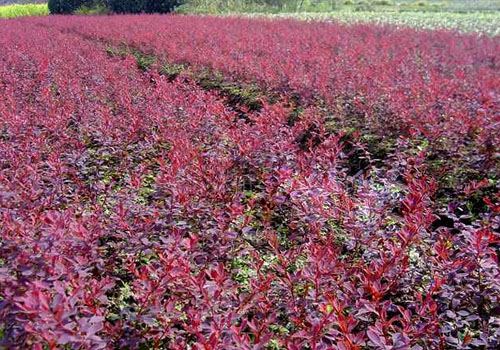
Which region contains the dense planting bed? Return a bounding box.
[0,15,499,349]
[265,11,500,36]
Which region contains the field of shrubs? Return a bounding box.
[268,11,500,36]
[0,13,499,350]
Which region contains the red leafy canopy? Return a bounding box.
[0,14,499,350]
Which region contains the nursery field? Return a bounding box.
[1,3,500,37]
[267,10,500,36]
[0,15,499,349]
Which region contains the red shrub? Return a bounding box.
[0,16,498,349]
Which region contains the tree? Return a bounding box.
[145,0,182,13]
[48,0,87,14]
[108,0,182,13]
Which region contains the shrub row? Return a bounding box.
[48,0,182,14]
[1,15,498,349]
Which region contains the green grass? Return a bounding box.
[0,3,48,19]
[74,3,109,15]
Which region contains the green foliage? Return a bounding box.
[48,0,87,14]
[75,2,109,14]
[3,0,498,18]
[147,0,183,13]
[0,3,48,18]
[133,51,157,71]
[179,0,500,14]
[108,0,182,13]
[372,0,393,5]
[178,0,338,13]
[47,0,181,14]
[354,0,373,11]
[107,0,143,13]
[160,62,186,80]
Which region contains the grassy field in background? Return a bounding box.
[0,3,48,18]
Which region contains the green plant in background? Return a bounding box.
[3,0,500,18]
[48,0,87,14]
[107,0,182,13]
[74,2,109,14]
[177,0,500,13]
[45,0,183,15]
[0,3,48,18]
[107,0,144,13]
[372,0,393,5]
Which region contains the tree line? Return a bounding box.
[48,0,350,14]
[48,0,182,14]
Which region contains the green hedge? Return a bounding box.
[48,0,88,14]
[48,0,182,14]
